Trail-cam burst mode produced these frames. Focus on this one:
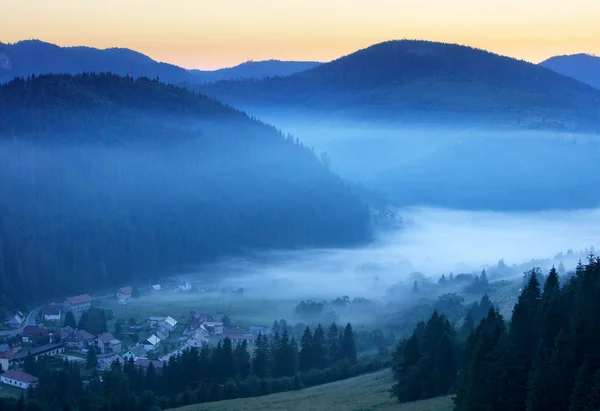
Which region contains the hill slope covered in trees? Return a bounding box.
[540,53,600,90]
[0,40,319,85]
[0,73,370,314]
[196,40,600,131]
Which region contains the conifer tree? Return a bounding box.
[312,324,327,369]
[233,341,251,379]
[326,323,340,365]
[86,347,98,369]
[221,338,235,380]
[298,326,314,372]
[340,323,357,364]
[64,310,76,329]
[251,333,269,378]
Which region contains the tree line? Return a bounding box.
[392,257,600,411]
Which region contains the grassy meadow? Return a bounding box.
[169,370,453,411]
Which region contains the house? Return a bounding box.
[97,353,123,372]
[4,312,24,328]
[4,336,22,353]
[147,317,166,328]
[0,344,10,354]
[151,284,162,291]
[22,326,49,344]
[196,324,209,339]
[223,331,255,344]
[41,304,62,322]
[186,335,209,348]
[10,343,65,364]
[134,358,164,373]
[0,370,38,390]
[0,352,11,372]
[62,329,96,349]
[117,286,132,303]
[161,316,177,332]
[65,294,92,312]
[187,312,213,330]
[203,322,224,335]
[178,281,192,292]
[97,332,121,354]
[122,344,146,361]
[156,327,170,341]
[249,325,269,335]
[143,335,161,351]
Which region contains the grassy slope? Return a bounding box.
[170,370,453,411]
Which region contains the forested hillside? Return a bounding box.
[196,40,600,131]
[0,73,370,315]
[541,54,600,90]
[391,257,600,411]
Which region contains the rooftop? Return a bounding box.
[119,286,132,295]
[66,294,92,305]
[23,326,49,336]
[1,370,38,384]
[97,332,116,344]
[41,304,62,315]
[11,343,64,361]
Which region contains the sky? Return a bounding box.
[1,0,599,70]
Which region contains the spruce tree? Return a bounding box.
[298,326,314,372]
[312,324,327,369]
[86,347,98,369]
[340,323,357,364]
[64,311,76,329]
[233,341,251,379]
[251,333,269,378]
[326,323,340,366]
[432,332,456,396]
[221,338,235,379]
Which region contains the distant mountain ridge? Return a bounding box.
[0,40,320,84]
[540,53,600,90]
[196,40,600,131]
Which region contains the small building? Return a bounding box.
[196,324,209,339]
[0,370,38,390]
[122,344,146,362]
[0,352,11,372]
[186,335,209,348]
[161,316,177,332]
[117,286,132,303]
[41,304,62,322]
[249,325,269,335]
[4,312,25,328]
[203,322,224,336]
[178,281,192,292]
[22,326,49,344]
[151,284,162,291]
[97,353,123,372]
[65,294,92,312]
[97,332,121,354]
[147,317,166,328]
[4,336,22,353]
[156,327,170,341]
[62,329,96,349]
[134,358,164,373]
[10,343,65,365]
[187,312,213,330]
[223,331,255,344]
[143,335,161,351]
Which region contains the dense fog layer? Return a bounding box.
[236,114,600,211]
[187,207,600,300]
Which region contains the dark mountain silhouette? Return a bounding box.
[540,53,600,90]
[190,59,320,83]
[0,40,320,85]
[196,40,600,131]
[0,73,370,310]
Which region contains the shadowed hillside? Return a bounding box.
[196,40,600,131]
[540,53,600,90]
[0,40,319,85]
[0,73,370,311]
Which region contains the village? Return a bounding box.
[0,282,271,394]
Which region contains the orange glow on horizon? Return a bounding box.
[1,0,599,70]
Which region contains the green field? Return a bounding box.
[170,370,453,411]
[0,383,23,399]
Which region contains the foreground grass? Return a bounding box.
[170,370,453,411]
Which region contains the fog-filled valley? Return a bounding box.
[2,35,600,411]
